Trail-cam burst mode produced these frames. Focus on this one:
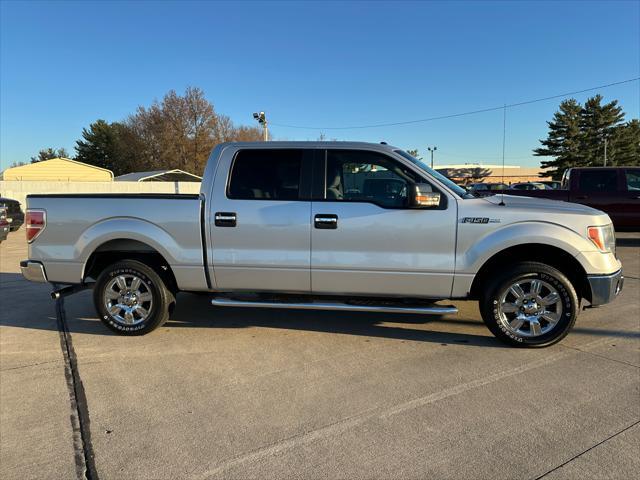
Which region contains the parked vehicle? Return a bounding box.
[510,182,552,190]
[0,196,25,231]
[21,142,623,347]
[507,167,640,230]
[467,182,508,196]
[0,207,9,243]
[540,180,562,190]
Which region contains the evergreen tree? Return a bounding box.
[75,120,141,175]
[534,99,582,179]
[612,119,640,166]
[535,95,636,178]
[579,95,625,166]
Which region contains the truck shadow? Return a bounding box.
[1,273,637,345]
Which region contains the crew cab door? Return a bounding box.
[570,169,627,226]
[209,148,312,292]
[310,149,457,298]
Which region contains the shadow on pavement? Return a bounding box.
[2,272,637,345]
[617,237,640,247]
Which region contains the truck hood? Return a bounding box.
[482,194,603,216]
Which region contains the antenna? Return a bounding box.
[499,104,506,206]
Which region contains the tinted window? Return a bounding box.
[228,149,302,200]
[625,170,640,191]
[326,150,421,208]
[578,170,618,192]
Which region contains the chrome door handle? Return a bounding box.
[315,214,338,229]
[215,212,236,227]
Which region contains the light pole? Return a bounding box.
[427,146,437,168]
[253,111,268,141]
[603,136,608,167]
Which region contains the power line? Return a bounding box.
[270,77,640,130]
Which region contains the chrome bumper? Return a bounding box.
[587,269,624,306]
[20,260,48,283]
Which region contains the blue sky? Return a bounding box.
[1,0,638,170]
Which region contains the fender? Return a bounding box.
[75,217,192,269]
[457,221,599,275]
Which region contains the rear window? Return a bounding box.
[228,149,303,200]
[578,170,618,192]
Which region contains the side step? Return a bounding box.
[211,297,457,315]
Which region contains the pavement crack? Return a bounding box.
[55,289,99,480]
[533,420,640,479]
[1,359,62,371]
[561,344,640,369]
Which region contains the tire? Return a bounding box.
[93,260,174,335]
[479,262,579,347]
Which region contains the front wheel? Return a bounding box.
[479,262,579,347]
[93,260,174,335]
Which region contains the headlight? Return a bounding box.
[587,225,616,255]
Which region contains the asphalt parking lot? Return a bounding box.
[1,229,638,480]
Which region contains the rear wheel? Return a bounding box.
[479,262,579,347]
[93,260,174,335]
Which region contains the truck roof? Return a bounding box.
[215,141,400,151]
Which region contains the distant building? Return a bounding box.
[115,169,202,182]
[1,158,113,181]
[435,163,549,184]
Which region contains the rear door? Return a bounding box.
[310,149,457,298]
[570,169,626,225]
[620,168,640,228]
[209,148,313,292]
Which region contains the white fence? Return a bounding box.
[0,181,202,207]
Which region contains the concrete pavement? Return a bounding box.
[1,229,638,479]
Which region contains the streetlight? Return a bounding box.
[253,111,268,141]
[427,146,437,168]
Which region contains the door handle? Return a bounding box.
[314,214,338,229]
[215,212,237,227]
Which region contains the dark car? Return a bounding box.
[506,167,640,230]
[0,196,25,231]
[0,207,10,243]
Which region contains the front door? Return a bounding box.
[210,148,312,292]
[311,149,457,298]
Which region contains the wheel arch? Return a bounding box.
[469,243,591,302]
[83,238,178,294]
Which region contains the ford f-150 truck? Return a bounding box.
[506,167,640,230]
[21,142,624,347]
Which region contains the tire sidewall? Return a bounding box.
[483,265,578,347]
[94,262,166,335]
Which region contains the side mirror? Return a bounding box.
[409,183,441,208]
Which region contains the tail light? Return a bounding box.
[26,209,46,243]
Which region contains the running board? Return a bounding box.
[211,297,457,315]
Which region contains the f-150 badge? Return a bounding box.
[460,217,501,224]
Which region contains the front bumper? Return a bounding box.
[20,260,48,283]
[587,269,624,306]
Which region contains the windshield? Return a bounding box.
[394,150,473,198]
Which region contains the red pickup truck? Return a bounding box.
[506,167,640,230]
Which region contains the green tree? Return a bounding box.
[579,95,625,166]
[406,149,421,158]
[75,120,141,176]
[611,119,640,166]
[30,147,70,163]
[534,99,582,179]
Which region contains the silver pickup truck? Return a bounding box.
[21,142,623,346]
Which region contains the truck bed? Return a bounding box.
[26,193,208,290]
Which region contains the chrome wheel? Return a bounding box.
[497,278,562,338]
[103,274,153,326]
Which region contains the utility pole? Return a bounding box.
[427,146,437,168]
[253,111,268,141]
[603,136,608,167]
